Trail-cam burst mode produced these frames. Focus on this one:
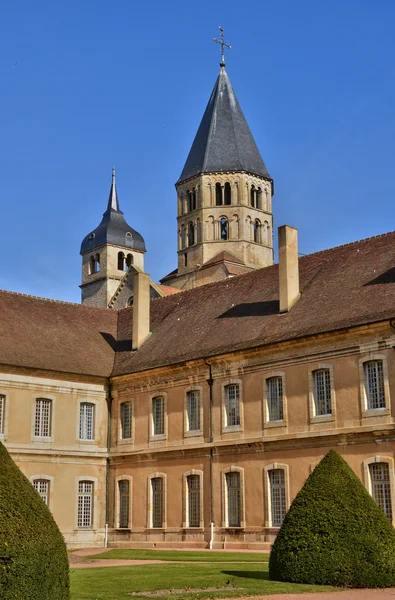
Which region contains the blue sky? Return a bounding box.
[1,1,395,302]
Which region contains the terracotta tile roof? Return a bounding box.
[155,285,182,296]
[0,291,117,377]
[113,231,395,376]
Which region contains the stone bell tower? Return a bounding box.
[161,32,274,290]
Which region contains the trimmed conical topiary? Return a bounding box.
[269,450,395,588]
[0,441,69,600]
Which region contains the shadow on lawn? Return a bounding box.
[222,570,269,581]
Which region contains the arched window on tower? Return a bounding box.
[196,219,202,244]
[89,255,96,275]
[126,254,133,269]
[263,220,270,245]
[224,182,231,205]
[250,185,256,207]
[118,252,125,271]
[188,222,195,247]
[216,183,223,206]
[254,220,261,243]
[181,225,187,249]
[95,254,101,272]
[220,217,229,241]
[256,188,262,210]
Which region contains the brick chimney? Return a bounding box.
[132,271,151,349]
[278,225,300,313]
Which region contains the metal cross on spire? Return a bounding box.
[213,26,231,68]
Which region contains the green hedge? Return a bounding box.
[269,450,395,588]
[0,441,69,599]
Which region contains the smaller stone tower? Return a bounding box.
[80,169,146,307]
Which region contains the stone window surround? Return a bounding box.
[183,385,204,438]
[31,394,56,443]
[263,463,290,529]
[221,378,243,434]
[358,353,391,417]
[75,476,98,531]
[0,389,10,441]
[308,363,336,424]
[221,466,245,529]
[147,472,167,530]
[29,474,55,508]
[263,370,287,429]
[182,469,204,529]
[76,398,98,443]
[149,392,168,442]
[363,456,395,527]
[118,399,135,446]
[114,475,133,530]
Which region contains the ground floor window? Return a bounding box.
[118,480,130,528]
[78,481,93,528]
[269,469,286,527]
[151,477,164,528]
[370,462,392,520]
[187,474,200,527]
[33,479,50,505]
[226,471,241,527]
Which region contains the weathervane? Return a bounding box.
[213,26,231,67]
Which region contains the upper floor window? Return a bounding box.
[121,402,132,440]
[370,462,392,520]
[225,384,240,427]
[33,479,50,506]
[187,391,200,432]
[220,217,229,241]
[77,481,93,528]
[269,469,286,527]
[34,398,52,438]
[267,377,283,422]
[225,471,241,527]
[253,219,261,243]
[152,397,165,436]
[188,222,195,247]
[0,394,5,435]
[215,182,222,206]
[224,182,231,205]
[365,360,385,409]
[89,254,100,275]
[118,480,130,528]
[79,402,95,440]
[313,369,332,416]
[151,477,164,528]
[187,190,196,212]
[187,474,201,527]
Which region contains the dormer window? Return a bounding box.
[89,233,95,239]
[125,232,133,247]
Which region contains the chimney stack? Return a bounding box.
[132,271,151,349]
[278,225,300,313]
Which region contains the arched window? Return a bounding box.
[77,481,93,528]
[181,225,187,249]
[196,219,202,244]
[215,183,223,206]
[118,480,130,528]
[256,188,262,210]
[89,255,96,275]
[188,222,195,247]
[186,474,201,527]
[126,254,133,269]
[118,252,125,271]
[127,295,133,307]
[250,185,256,207]
[207,216,215,241]
[263,221,270,245]
[151,476,164,528]
[220,217,228,241]
[224,182,231,205]
[225,471,241,527]
[369,463,392,520]
[269,469,286,527]
[95,254,100,272]
[253,220,261,243]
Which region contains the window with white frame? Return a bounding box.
[225,384,240,427]
[78,481,93,528]
[34,398,52,437]
[151,477,164,528]
[269,469,286,527]
[118,480,130,528]
[365,360,385,409]
[226,471,241,527]
[33,479,50,505]
[120,402,132,440]
[79,402,95,440]
[313,369,332,416]
[370,463,392,520]
[266,377,283,422]
[187,474,200,527]
[0,394,5,435]
[187,391,200,432]
[152,397,165,436]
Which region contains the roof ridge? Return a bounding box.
[0,289,111,310]
[202,72,220,173]
[301,230,395,260]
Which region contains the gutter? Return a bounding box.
[204,359,215,549]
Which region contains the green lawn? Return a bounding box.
[89,549,270,562]
[70,562,337,600]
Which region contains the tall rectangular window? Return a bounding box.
[267,377,283,422]
[151,477,164,528]
[34,398,52,437]
[370,463,392,520]
[269,469,286,527]
[313,369,332,416]
[79,403,94,440]
[225,384,240,427]
[187,474,200,527]
[365,361,385,409]
[33,479,49,505]
[78,481,93,528]
[187,391,200,431]
[226,471,241,527]
[0,395,5,435]
[152,397,164,436]
[121,402,132,440]
[118,480,130,528]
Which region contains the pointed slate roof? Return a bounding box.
[80,169,146,254]
[178,67,271,184]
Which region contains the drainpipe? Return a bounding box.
[204,360,214,549]
[105,380,113,548]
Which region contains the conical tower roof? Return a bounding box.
[178,66,271,184]
[80,169,146,254]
